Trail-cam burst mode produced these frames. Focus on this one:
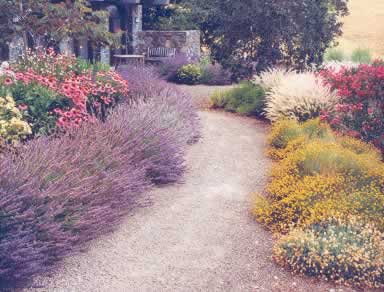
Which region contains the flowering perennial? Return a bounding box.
[0,49,128,133]
[254,118,384,288]
[320,62,384,153]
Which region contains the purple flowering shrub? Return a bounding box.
[0,75,199,284]
[200,63,232,85]
[157,53,190,81]
[119,66,200,144]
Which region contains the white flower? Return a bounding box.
[0,61,10,70]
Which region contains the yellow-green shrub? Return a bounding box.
[255,140,384,233]
[337,135,382,161]
[273,218,384,288]
[0,95,31,144]
[267,118,333,160]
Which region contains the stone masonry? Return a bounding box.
[135,30,200,60]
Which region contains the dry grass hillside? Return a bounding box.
[337,0,384,57]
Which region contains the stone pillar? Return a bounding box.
[131,4,143,54]
[9,35,24,62]
[100,46,110,64]
[59,37,74,56]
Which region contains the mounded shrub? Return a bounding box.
[274,218,384,288]
[157,53,190,82]
[118,65,200,144]
[0,120,151,283]
[267,119,333,159]
[255,118,384,234]
[0,94,31,143]
[199,63,232,85]
[0,86,199,284]
[210,82,265,117]
[175,64,202,85]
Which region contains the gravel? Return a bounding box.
[25,111,354,292]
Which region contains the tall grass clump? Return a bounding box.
[264,71,338,121]
[351,48,372,64]
[254,67,294,91]
[324,48,345,62]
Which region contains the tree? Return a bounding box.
[142,0,198,31]
[146,0,349,77]
[0,0,118,52]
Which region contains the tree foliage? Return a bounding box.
[146,0,349,76]
[0,0,118,50]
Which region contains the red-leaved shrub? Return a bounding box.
[320,62,384,153]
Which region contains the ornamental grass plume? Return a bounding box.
[253,67,294,91]
[264,71,339,122]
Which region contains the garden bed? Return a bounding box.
[0,51,199,287]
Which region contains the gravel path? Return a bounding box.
[26,111,351,292]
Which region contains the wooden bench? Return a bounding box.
[145,47,176,63]
[113,54,145,69]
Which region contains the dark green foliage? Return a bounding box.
[143,0,198,31]
[11,82,68,136]
[210,82,265,117]
[147,0,348,77]
[0,0,118,51]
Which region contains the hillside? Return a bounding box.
[338,0,384,57]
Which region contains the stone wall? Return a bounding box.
[135,30,200,60]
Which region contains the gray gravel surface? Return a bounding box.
[25,111,353,292]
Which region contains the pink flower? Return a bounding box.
[4,77,13,85]
[18,104,28,111]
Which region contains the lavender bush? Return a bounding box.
[0,72,200,284]
[119,65,200,144]
[200,63,232,85]
[157,53,190,81]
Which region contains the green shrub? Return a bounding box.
[351,48,372,64]
[11,82,69,136]
[324,48,345,62]
[273,218,384,288]
[175,64,202,85]
[210,82,265,116]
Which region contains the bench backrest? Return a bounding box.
[147,47,176,58]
